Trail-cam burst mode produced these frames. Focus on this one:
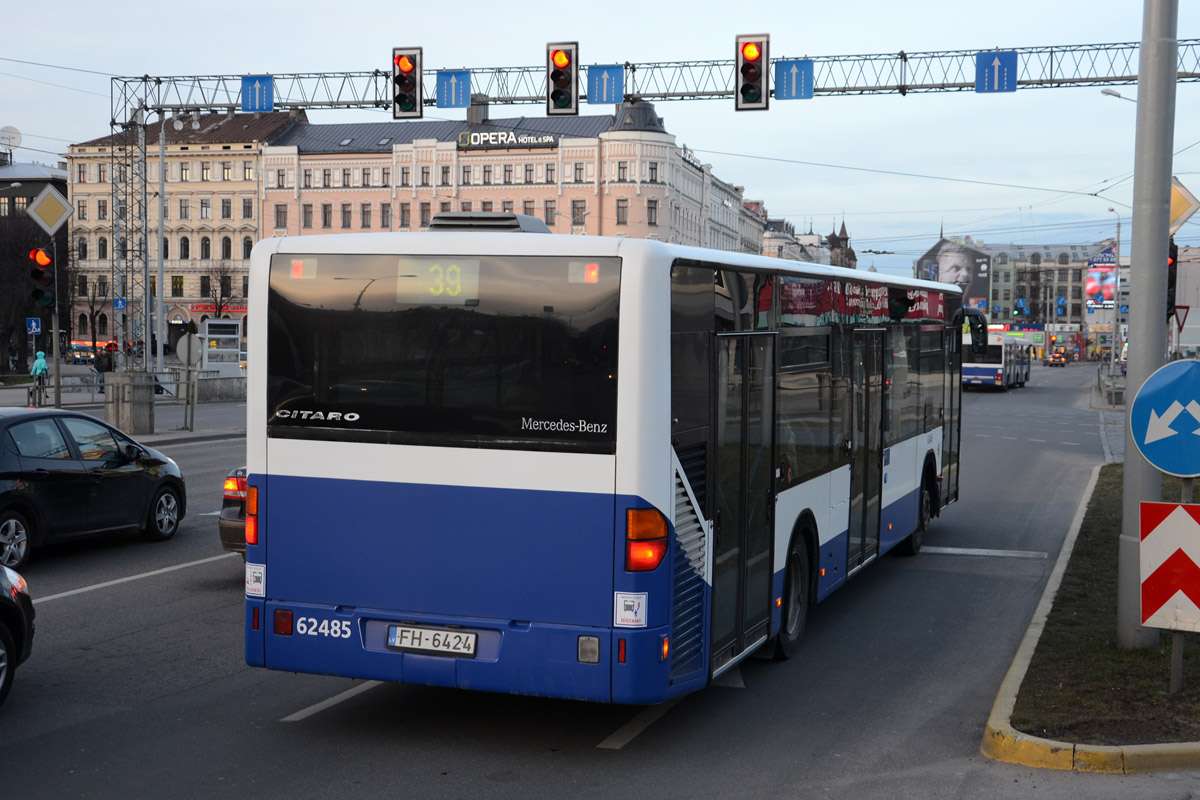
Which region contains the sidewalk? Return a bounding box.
[981,374,1200,773]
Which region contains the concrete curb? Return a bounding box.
[980,463,1200,773]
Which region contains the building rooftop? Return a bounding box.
[71,111,305,149]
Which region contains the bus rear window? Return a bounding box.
[267,253,620,453]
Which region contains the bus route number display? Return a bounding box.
[396,257,480,305]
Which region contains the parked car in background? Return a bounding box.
[0,408,187,571]
[218,466,248,558]
[0,564,34,707]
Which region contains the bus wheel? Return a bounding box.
[899,481,931,557]
[776,536,811,659]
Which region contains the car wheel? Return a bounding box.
[775,534,812,660]
[143,486,181,541]
[0,511,31,571]
[0,621,14,707]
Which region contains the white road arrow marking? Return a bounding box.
[1146,400,1186,444]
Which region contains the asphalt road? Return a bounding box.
[3,367,1199,799]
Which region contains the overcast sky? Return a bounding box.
[4,1,1198,276]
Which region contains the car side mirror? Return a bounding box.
[124,444,141,463]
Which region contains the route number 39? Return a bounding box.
[295,617,353,638]
[428,263,462,297]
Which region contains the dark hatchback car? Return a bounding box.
[0,408,187,571]
[218,466,247,558]
[0,564,34,707]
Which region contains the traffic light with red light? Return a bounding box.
[1167,236,1179,321]
[735,34,770,111]
[546,42,579,116]
[392,47,423,119]
[29,248,55,306]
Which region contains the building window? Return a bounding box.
[274,204,287,228]
[1072,269,1082,281]
[180,164,190,182]
[401,167,411,187]
[244,162,254,181]
[382,167,391,186]
[502,200,513,213]
[647,199,658,226]
[342,168,351,187]
[200,199,212,220]
[361,203,372,229]
[460,201,472,212]
[200,236,211,260]
[462,166,472,185]
[321,204,332,228]
[438,201,449,214]
[574,162,584,182]
[523,200,535,216]
[98,313,108,337]
[302,204,313,228]
[421,166,430,187]
[243,198,254,219]
[525,164,534,183]
[544,200,556,226]
[546,164,555,183]
[221,198,232,219]
[341,203,352,228]
[179,237,190,259]
[200,276,211,297]
[648,162,658,182]
[242,276,249,296]
[77,238,88,260]
[302,169,313,188]
[98,237,108,260]
[222,163,232,181]
[160,237,168,260]
[78,274,88,294]
[276,169,285,188]
[77,164,87,183]
[381,203,391,228]
[221,236,232,260]
[400,203,411,228]
[98,276,108,296]
[362,168,371,187]
[78,313,87,335]
[419,202,431,227]
[481,201,493,212]
[243,237,253,259]
[618,161,628,181]
[202,163,211,182]
[178,200,190,220]
[97,200,108,220]
[441,166,450,186]
[322,169,331,188]
[1058,253,1070,266]
[483,165,492,185]
[616,198,628,225]
[74,200,87,221]
[220,275,232,298]
[503,164,513,184]
[571,200,586,225]
[1057,268,1068,281]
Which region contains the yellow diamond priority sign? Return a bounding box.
[26,185,73,236]
[1170,177,1200,235]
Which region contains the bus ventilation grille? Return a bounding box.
[670,453,707,681]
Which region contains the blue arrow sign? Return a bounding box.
[775,60,814,100]
[241,75,275,112]
[26,317,40,335]
[587,66,624,105]
[975,51,1018,93]
[1130,360,1200,477]
[437,71,471,109]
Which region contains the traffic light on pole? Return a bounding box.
[1167,236,1179,321]
[735,34,770,111]
[29,248,55,306]
[391,47,423,119]
[546,42,579,116]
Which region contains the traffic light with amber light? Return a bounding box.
[546,42,579,116]
[29,248,55,307]
[392,47,423,119]
[1167,236,1179,321]
[735,34,770,111]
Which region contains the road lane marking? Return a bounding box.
[198,510,221,516]
[923,546,1047,559]
[35,553,238,605]
[597,698,681,750]
[281,681,381,722]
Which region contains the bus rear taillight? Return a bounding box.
[245,486,259,546]
[625,508,668,571]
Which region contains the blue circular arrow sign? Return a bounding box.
[1130,359,1200,477]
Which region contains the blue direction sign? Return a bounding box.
[241,75,275,112]
[775,60,814,100]
[1130,359,1200,477]
[587,66,624,105]
[437,71,471,109]
[26,317,40,335]
[975,51,1018,93]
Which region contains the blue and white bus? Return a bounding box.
[962,332,1030,389]
[243,214,987,704]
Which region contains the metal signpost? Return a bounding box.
[25,185,72,408]
[1129,358,1200,693]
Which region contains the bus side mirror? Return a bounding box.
[952,307,989,355]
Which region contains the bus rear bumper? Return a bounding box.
[245,599,682,704]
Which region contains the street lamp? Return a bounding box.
[1107,207,1122,377]
[549,209,590,234]
[1100,88,1137,104]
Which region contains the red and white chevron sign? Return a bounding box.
[1141,502,1200,631]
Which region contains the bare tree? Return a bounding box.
[199,260,242,319]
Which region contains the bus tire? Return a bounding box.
[775,534,812,659]
[898,479,932,557]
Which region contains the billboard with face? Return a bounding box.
[917,241,991,313]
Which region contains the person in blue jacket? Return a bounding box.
[30,350,48,385]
